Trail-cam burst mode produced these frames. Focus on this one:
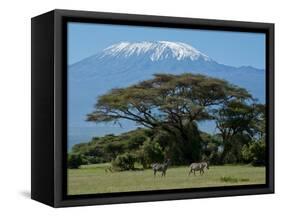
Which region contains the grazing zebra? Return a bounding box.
[151,159,171,177]
[188,162,209,176]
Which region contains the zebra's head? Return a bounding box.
[165,159,171,166]
[205,162,209,170]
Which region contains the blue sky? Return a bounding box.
[68,22,265,69]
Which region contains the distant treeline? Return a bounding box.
[68,73,266,170]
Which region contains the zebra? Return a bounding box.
[151,159,171,177]
[188,162,209,176]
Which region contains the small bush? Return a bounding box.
[220,176,250,183]
[68,153,85,169]
[112,153,136,171]
[220,176,238,183]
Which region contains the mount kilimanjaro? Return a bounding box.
[68,41,265,147]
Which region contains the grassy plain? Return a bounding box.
[68,163,265,195]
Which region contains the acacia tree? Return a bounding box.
[214,100,265,163]
[87,73,250,162]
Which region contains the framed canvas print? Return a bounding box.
[31,9,274,207]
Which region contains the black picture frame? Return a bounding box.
[31,9,274,207]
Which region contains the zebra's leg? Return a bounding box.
[188,169,192,176]
[194,170,196,176]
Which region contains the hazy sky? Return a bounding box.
[68,22,266,69]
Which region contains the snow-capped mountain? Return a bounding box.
[70,41,218,80]
[68,41,265,148]
[101,41,212,61]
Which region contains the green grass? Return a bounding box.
[68,164,266,195]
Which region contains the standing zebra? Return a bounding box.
[188,162,209,176]
[151,159,171,177]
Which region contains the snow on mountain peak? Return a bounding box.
[101,41,212,62]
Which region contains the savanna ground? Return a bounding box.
[67,164,265,195]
